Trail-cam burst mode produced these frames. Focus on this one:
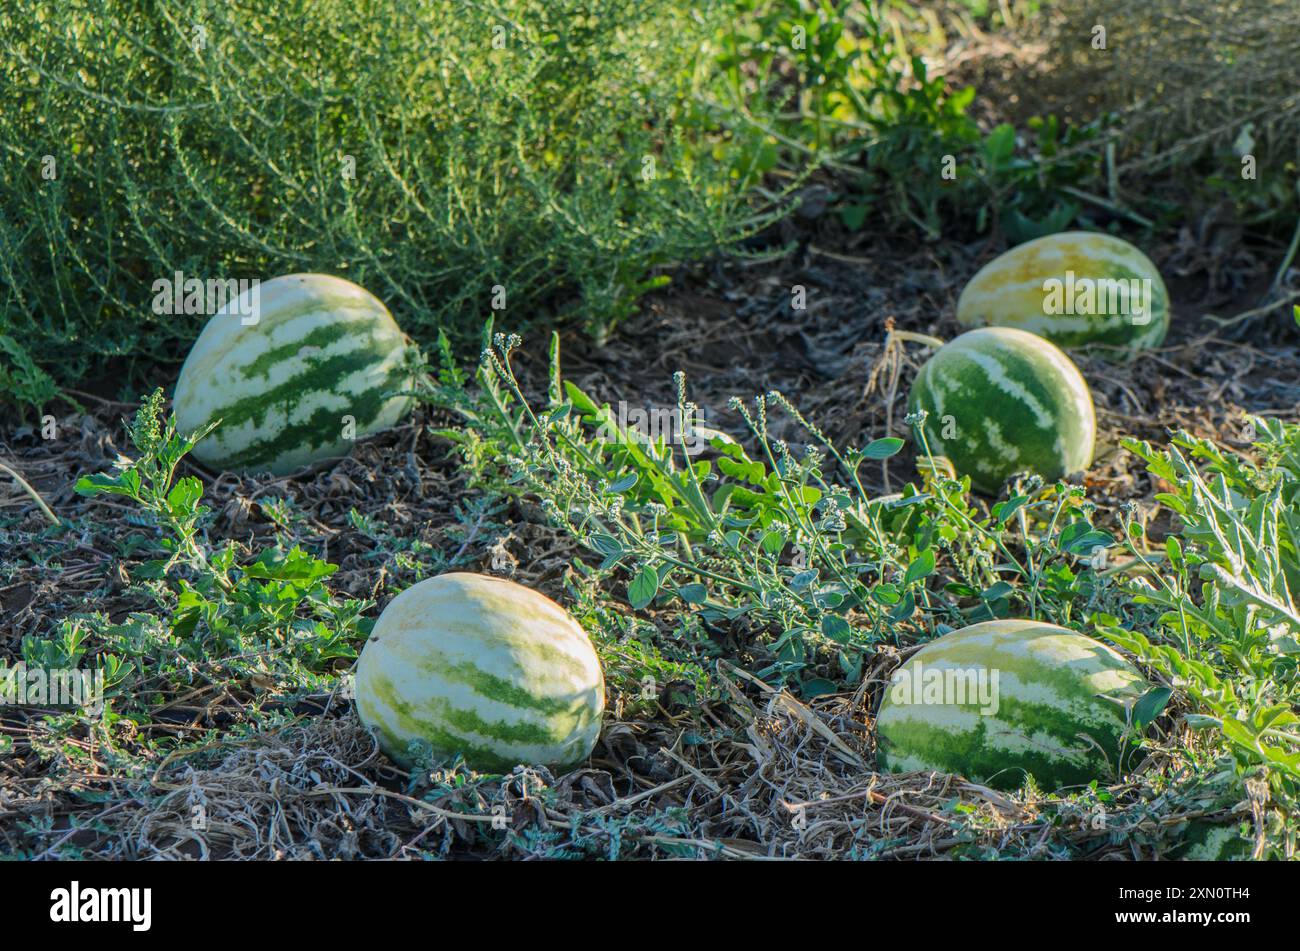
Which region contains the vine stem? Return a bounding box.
[0,461,60,525]
[886,330,947,350]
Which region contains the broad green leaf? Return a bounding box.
[607,472,638,494]
[903,549,935,586]
[628,565,660,610]
[1131,686,1173,731]
[821,615,852,643]
[862,437,904,460]
[676,583,707,605]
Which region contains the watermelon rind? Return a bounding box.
[907,326,1096,495]
[174,273,413,475]
[355,572,606,773]
[875,619,1148,791]
[956,231,1169,358]
[1173,819,1255,861]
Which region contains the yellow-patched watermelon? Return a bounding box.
[957,232,1169,359]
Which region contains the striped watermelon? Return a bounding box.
[355,572,605,772]
[908,327,1095,495]
[957,232,1169,358]
[1174,820,1254,861]
[875,620,1148,791]
[174,273,413,475]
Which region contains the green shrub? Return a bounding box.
[701,0,1092,239]
[0,0,767,409]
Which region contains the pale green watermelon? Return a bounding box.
[355,572,605,772]
[173,273,413,475]
[876,619,1148,791]
[908,327,1095,495]
[957,231,1169,358]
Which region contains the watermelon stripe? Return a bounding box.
[237,319,369,381]
[407,650,594,716]
[366,672,592,747]
[218,362,410,470]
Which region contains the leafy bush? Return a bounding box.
[702,0,1095,239]
[0,0,767,408]
[61,391,372,732]
[1102,419,1300,810]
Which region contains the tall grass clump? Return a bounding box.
[1031,0,1300,230]
[0,0,768,408]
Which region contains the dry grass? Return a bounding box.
[944,0,1300,167]
[4,676,1246,860]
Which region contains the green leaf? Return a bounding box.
[676,583,707,605]
[1131,686,1173,731]
[243,547,337,583]
[74,469,141,499]
[862,437,904,460]
[1062,530,1114,556]
[790,570,817,591]
[132,559,171,580]
[903,549,935,586]
[820,615,852,643]
[166,476,203,517]
[607,473,638,494]
[983,123,1016,165]
[628,565,660,610]
[800,678,839,699]
[888,590,916,622]
[1165,535,1184,572]
[589,534,624,556]
[839,203,869,230]
[993,495,1029,526]
[981,581,1015,602]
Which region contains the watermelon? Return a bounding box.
[875,619,1148,791]
[907,326,1095,495]
[957,231,1169,358]
[355,572,605,772]
[1173,820,1254,861]
[174,273,413,475]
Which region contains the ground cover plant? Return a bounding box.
[2,0,1299,863]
